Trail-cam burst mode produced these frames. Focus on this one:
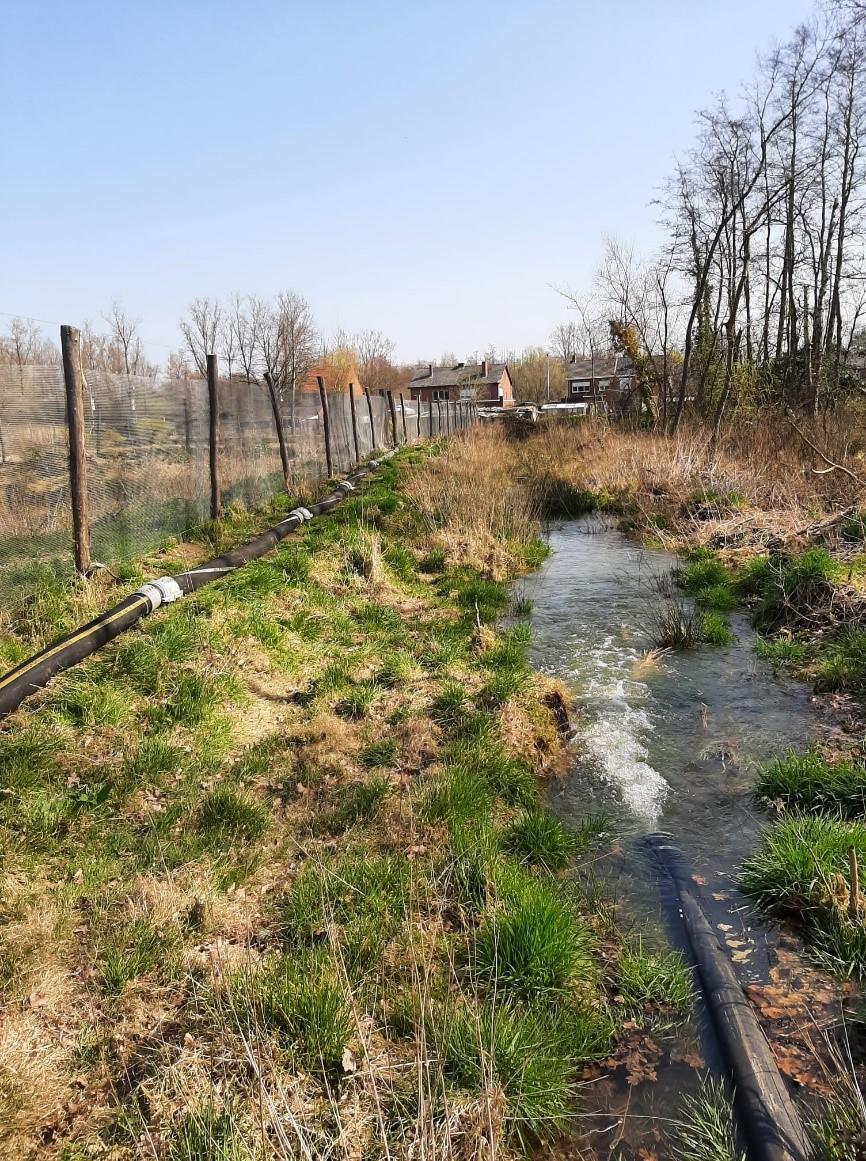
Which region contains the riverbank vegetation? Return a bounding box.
[0,436,698,1158]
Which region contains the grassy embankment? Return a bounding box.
[509,415,866,986]
[0,432,692,1159]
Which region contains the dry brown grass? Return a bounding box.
[511,410,866,550]
[404,428,542,577]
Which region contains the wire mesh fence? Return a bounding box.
[0,362,469,596]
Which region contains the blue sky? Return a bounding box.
[2,0,817,363]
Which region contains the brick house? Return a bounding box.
[409,360,514,408]
[563,353,635,410]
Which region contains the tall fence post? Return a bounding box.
[428,397,434,438]
[206,353,221,519]
[416,396,422,440]
[399,392,408,443]
[364,388,377,451]
[264,371,292,490]
[436,401,443,435]
[348,382,361,464]
[60,325,92,575]
[386,390,399,448]
[317,375,334,479]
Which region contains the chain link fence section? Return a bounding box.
[0,364,72,573]
[0,364,463,594]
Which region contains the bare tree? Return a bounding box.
[104,298,145,376]
[181,297,222,377]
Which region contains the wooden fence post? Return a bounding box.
[364,388,377,451]
[399,393,408,443]
[182,392,192,457]
[386,390,399,448]
[348,382,361,464]
[317,375,334,478]
[416,396,422,440]
[264,371,292,490]
[206,353,221,519]
[60,325,92,574]
[428,397,434,438]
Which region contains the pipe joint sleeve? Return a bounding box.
[337,480,355,493]
[287,507,314,523]
[134,575,184,612]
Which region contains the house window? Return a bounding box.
[432,388,449,401]
[570,380,590,395]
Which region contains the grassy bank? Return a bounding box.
[0,434,693,1159]
[508,417,866,991]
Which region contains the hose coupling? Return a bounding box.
[134,576,184,612]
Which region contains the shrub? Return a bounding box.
[502,811,579,872]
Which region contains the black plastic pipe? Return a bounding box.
[646,834,809,1161]
[0,453,395,719]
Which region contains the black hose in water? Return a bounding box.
[645,833,809,1161]
[0,454,394,719]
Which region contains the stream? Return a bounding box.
[521,517,821,1159]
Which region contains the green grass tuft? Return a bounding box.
[472,871,592,998]
[615,941,694,1026]
[314,776,390,835]
[196,786,270,843]
[758,747,866,816]
[239,948,352,1075]
[501,811,580,872]
[167,1101,254,1161]
[739,814,866,975]
[670,1079,745,1161]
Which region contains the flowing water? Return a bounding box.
[520,517,821,1159]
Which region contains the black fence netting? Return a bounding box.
[0,364,458,598]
